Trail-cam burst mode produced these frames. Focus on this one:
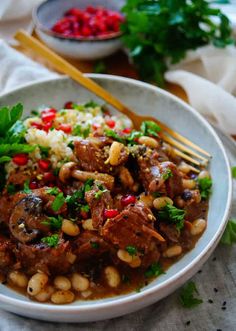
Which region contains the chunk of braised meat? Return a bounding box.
[102,203,162,266]
[74,137,112,173]
[0,192,26,224]
[72,231,112,261]
[0,235,15,272]
[15,240,72,275]
[159,222,180,243]
[136,146,183,197]
[185,200,208,222]
[7,171,29,187]
[85,181,113,229]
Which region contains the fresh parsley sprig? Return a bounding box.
[221,219,236,245]
[41,234,59,247]
[145,262,164,278]
[197,177,212,200]
[179,281,203,308]
[158,203,186,231]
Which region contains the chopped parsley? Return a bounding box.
[197,177,212,200]
[51,192,65,212]
[162,169,173,181]
[41,216,63,230]
[38,145,50,158]
[90,241,100,249]
[140,121,161,137]
[73,124,91,138]
[0,156,11,164]
[94,184,108,199]
[22,179,31,194]
[104,129,126,144]
[221,219,236,245]
[41,234,59,248]
[144,262,164,278]
[179,281,203,308]
[158,203,186,231]
[232,166,236,179]
[6,183,17,195]
[81,204,90,213]
[46,187,60,196]
[125,245,137,256]
[84,101,100,108]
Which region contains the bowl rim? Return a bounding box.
[0,74,232,315]
[32,0,123,42]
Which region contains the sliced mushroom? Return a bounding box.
[9,195,49,243]
[59,162,114,190]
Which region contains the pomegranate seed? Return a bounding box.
[31,122,42,130]
[121,195,136,207]
[29,181,38,189]
[64,101,74,109]
[42,108,57,114]
[43,172,55,182]
[92,123,101,130]
[38,159,51,171]
[12,154,28,166]
[106,119,116,128]
[57,124,72,134]
[104,209,119,219]
[122,128,132,134]
[41,111,56,123]
[42,122,53,132]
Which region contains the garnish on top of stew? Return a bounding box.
[0,101,212,304]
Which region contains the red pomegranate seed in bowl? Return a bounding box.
[12,154,28,166]
[57,124,72,134]
[121,195,136,207]
[64,101,74,109]
[104,209,119,219]
[38,159,51,171]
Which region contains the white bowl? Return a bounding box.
[33,0,124,60]
[0,75,232,322]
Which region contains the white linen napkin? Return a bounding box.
[0,39,57,95]
[165,45,236,135]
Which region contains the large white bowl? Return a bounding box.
[0,75,232,322]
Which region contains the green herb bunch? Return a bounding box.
[121,0,233,86]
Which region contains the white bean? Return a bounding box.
[178,162,192,174]
[8,271,28,288]
[163,245,182,258]
[81,290,92,298]
[153,196,173,210]
[71,273,90,292]
[54,276,71,291]
[27,272,48,296]
[35,285,55,302]
[51,290,75,304]
[182,179,196,190]
[104,266,121,288]
[107,142,127,166]
[138,136,158,148]
[62,219,80,236]
[129,256,141,268]
[139,193,154,208]
[190,218,207,236]
[82,218,95,231]
[117,249,133,263]
[198,170,211,179]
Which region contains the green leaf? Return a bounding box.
[52,192,65,212]
[46,187,60,196]
[72,124,91,138]
[0,143,36,157]
[0,156,11,164]
[93,61,107,74]
[94,184,108,199]
[22,179,31,194]
[42,216,62,230]
[41,234,59,247]
[126,245,137,256]
[198,177,212,200]
[140,121,161,137]
[221,219,236,245]
[84,101,100,108]
[158,203,186,231]
[0,104,23,136]
[232,166,236,179]
[162,169,173,181]
[5,121,26,144]
[145,262,164,278]
[38,145,50,158]
[179,281,203,308]
[104,129,126,144]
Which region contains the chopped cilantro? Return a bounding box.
[232,166,236,179]
[104,129,126,144]
[46,187,60,196]
[221,219,236,245]
[144,262,164,278]
[125,245,137,256]
[94,184,108,199]
[0,156,11,164]
[197,177,212,200]
[41,234,59,248]
[6,183,17,195]
[84,178,94,192]
[126,130,143,145]
[81,204,90,213]
[72,124,91,138]
[22,179,31,194]
[162,169,173,181]
[38,145,50,158]
[90,241,100,249]
[179,281,203,308]
[51,192,65,212]
[42,216,62,230]
[140,121,161,137]
[84,101,99,108]
[158,204,185,231]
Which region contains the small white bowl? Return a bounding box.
[33,0,125,60]
[0,75,232,322]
